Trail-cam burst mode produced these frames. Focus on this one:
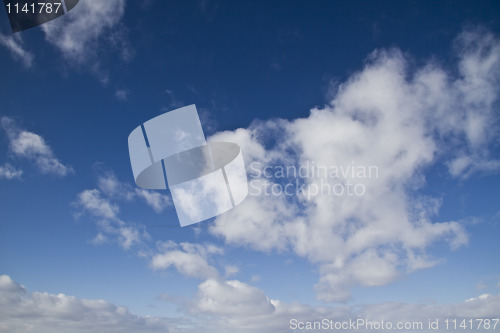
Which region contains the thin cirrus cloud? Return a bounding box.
[0,33,34,68]
[74,171,224,280]
[208,27,500,302]
[0,0,129,73]
[96,171,171,213]
[0,117,73,177]
[73,171,225,283]
[40,0,131,81]
[72,171,173,249]
[115,89,129,101]
[0,163,23,180]
[73,187,149,250]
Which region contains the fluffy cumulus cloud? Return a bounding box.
[2,274,500,333]
[187,284,500,333]
[191,279,276,317]
[208,27,499,302]
[184,276,500,333]
[0,33,34,68]
[48,27,499,332]
[0,275,180,333]
[0,117,73,176]
[151,241,223,279]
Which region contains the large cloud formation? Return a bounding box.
[1,274,499,333]
[209,27,500,302]
[0,275,177,333]
[6,27,497,333]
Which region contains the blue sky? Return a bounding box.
[1,1,500,332]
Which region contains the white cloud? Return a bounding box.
[250,274,261,283]
[73,171,171,249]
[75,173,222,278]
[179,277,500,333]
[40,0,131,79]
[150,241,222,279]
[115,89,129,101]
[60,27,500,332]
[466,293,491,302]
[41,0,126,62]
[208,27,499,302]
[0,275,182,333]
[0,117,73,176]
[0,33,34,68]
[164,89,185,109]
[436,26,500,178]
[91,232,108,245]
[191,279,276,317]
[3,274,500,333]
[73,188,148,250]
[97,172,131,198]
[96,172,171,212]
[224,265,239,277]
[75,189,119,220]
[134,189,171,213]
[0,163,23,180]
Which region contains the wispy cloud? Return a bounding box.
[224,265,239,277]
[40,0,131,81]
[0,117,73,176]
[134,189,171,213]
[73,170,171,249]
[74,188,147,249]
[0,163,23,180]
[0,33,34,68]
[208,26,499,302]
[163,89,185,109]
[97,171,171,212]
[115,89,129,101]
[73,171,227,285]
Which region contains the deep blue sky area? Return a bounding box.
[3,1,500,128]
[1,1,500,332]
